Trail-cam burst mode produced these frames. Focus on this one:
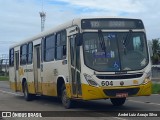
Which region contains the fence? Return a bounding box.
[0,54,9,76]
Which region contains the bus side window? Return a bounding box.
[56,30,67,60]
[41,38,45,62]
[27,42,33,64]
[44,34,55,62]
[9,48,14,67]
[20,44,27,65]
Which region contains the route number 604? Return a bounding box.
[101,81,113,86]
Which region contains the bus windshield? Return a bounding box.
[83,32,149,72]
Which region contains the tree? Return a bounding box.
[151,39,160,64]
[0,59,2,72]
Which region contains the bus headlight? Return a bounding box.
[84,74,99,87]
[143,71,151,84]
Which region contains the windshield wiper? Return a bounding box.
[98,30,106,55]
[123,30,132,54]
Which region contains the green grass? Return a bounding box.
[0,76,9,81]
[152,83,160,94]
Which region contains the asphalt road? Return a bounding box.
[0,81,160,120]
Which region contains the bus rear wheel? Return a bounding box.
[110,98,126,106]
[61,84,72,109]
[23,82,33,101]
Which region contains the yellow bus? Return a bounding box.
[9,17,152,108]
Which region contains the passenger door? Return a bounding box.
[34,45,42,93]
[69,35,82,98]
[14,51,20,91]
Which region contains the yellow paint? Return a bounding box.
[26,82,57,96]
[80,81,152,100]
[15,81,22,91]
[10,81,57,96]
[38,82,42,93]
[137,81,152,96]
[41,82,57,96]
[65,83,72,98]
[81,84,106,100]
[18,67,24,76]
[133,80,138,84]
[10,82,16,91]
[10,81,22,92]
[27,82,36,94]
[65,84,82,98]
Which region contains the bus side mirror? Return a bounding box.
[75,33,83,46]
[148,42,153,57]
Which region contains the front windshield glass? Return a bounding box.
[83,32,149,72]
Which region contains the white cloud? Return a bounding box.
[50,0,160,40]
[54,0,146,13]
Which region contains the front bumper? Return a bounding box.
[81,81,152,100]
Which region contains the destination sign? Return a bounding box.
[81,18,144,29]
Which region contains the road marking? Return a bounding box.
[95,112,127,120]
[128,99,160,106]
[0,89,23,96]
[113,117,127,120]
[152,94,160,96]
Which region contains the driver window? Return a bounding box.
[133,36,141,51]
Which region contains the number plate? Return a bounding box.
[116,93,128,98]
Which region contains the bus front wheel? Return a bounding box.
[61,84,72,109]
[110,98,126,106]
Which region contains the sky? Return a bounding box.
[0,0,160,54]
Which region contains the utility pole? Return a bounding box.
[39,0,46,32]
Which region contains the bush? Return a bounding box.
[0,71,5,76]
[152,83,160,94]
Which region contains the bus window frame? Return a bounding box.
[20,44,27,65]
[55,30,67,60]
[43,34,56,62]
[9,48,14,67]
[27,42,33,64]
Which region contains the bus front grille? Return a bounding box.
[96,73,143,80]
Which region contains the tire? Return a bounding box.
[23,82,33,101]
[110,98,126,106]
[61,84,73,109]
